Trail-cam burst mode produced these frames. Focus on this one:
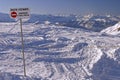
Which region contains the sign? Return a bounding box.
[9,8,30,77]
[11,11,17,18]
[10,8,30,19]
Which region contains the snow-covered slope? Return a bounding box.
[0,22,120,80]
[101,22,120,35]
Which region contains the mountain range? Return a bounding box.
[0,13,120,32]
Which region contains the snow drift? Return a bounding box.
[0,22,120,80]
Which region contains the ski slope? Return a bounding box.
[0,22,120,80]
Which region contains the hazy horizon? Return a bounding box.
[0,0,120,15]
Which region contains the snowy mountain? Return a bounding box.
[27,14,120,32]
[76,14,119,32]
[0,22,120,80]
[101,22,120,35]
[0,13,120,32]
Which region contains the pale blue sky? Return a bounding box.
[0,0,120,15]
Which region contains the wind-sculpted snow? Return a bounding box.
[92,54,120,80]
[0,72,43,80]
[0,23,120,80]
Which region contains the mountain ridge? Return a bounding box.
[0,13,120,32]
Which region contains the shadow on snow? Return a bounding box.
[32,57,84,64]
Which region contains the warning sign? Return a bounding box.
[10,8,30,19]
[11,11,17,18]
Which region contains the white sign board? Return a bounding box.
[10,8,30,20]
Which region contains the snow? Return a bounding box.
[101,22,120,35]
[0,22,120,80]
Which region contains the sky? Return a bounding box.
[0,0,120,15]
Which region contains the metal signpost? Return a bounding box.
[10,8,30,77]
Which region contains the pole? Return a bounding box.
[20,18,26,77]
